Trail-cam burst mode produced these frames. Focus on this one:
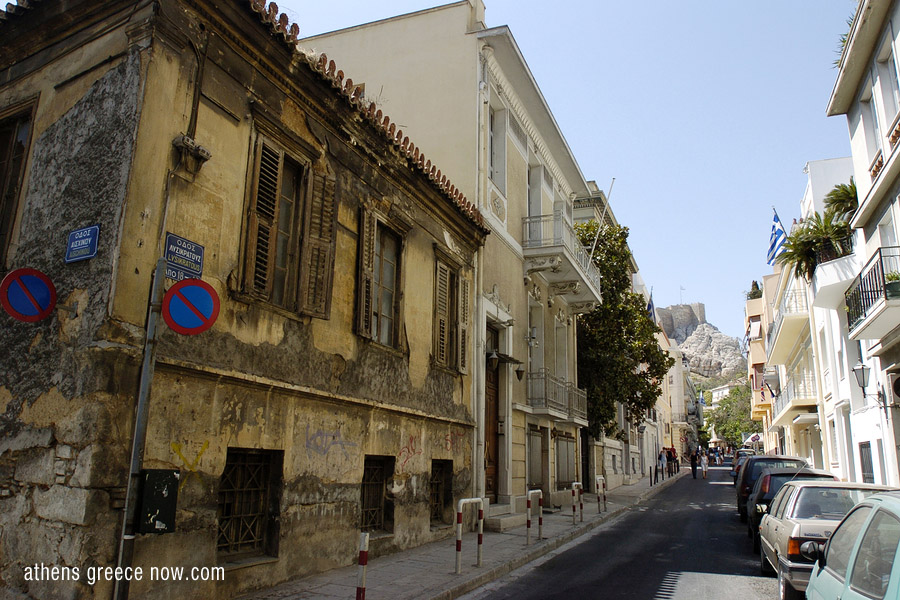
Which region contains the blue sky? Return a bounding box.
[280,0,858,340]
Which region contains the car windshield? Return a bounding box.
[749,459,805,483]
[791,488,877,520]
[762,473,834,500]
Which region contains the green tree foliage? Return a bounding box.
[707,382,756,447]
[824,177,858,224]
[776,209,852,281]
[746,280,762,300]
[575,221,675,438]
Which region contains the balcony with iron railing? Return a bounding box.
[772,372,817,426]
[522,212,602,308]
[767,288,810,364]
[526,369,587,423]
[845,246,900,340]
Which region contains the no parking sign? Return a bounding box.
[0,268,57,322]
[161,279,219,335]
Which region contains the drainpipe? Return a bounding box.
[472,46,491,500]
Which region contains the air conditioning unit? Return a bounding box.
[889,373,900,406]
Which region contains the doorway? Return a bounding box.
[485,326,500,502]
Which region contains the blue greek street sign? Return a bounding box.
[64,225,100,264]
[164,232,204,281]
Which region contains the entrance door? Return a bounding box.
[485,327,500,502]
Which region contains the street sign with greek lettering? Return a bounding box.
[65,225,99,264]
[164,232,204,281]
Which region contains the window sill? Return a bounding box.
[229,289,311,323]
[219,555,279,572]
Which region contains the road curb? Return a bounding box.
[432,472,686,600]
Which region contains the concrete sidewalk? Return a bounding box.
[238,470,686,600]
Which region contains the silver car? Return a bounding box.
[759,481,897,600]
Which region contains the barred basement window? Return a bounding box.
[360,456,394,532]
[0,103,33,268]
[430,460,453,525]
[217,448,283,561]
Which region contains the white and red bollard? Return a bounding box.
[571,482,583,525]
[356,532,369,600]
[455,497,484,574]
[526,489,543,545]
[595,475,607,512]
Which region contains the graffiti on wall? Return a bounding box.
[397,435,422,470]
[171,440,208,493]
[442,430,466,452]
[305,424,356,458]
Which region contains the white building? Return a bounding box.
[826,0,900,486]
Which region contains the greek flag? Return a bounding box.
[647,293,656,323]
[767,210,787,265]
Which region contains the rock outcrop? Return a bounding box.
[658,303,745,378]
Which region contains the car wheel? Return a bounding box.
[739,506,747,523]
[752,531,760,554]
[759,545,773,576]
[747,521,754,538]
[777,562,800,600]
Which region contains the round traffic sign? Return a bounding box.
[0,268,57,322]
[161,278,220,335]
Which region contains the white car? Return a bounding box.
[759,481,896,600]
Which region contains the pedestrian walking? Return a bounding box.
[690,449,698,479]
[700,450,709,479]
[658,449,667,481]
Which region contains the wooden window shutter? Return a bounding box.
[457,276,470,374]
[247,139,283,298]
[434,262,451,365]
[299,170,337,318]
[356,208,376,338]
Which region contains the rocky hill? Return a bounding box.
[657,303,746,378]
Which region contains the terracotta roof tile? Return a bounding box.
[244,0,487,232]
[0,0,487,233]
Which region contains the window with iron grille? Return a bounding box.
[430,460,453,525]
[360,456,394,532]
[555,434,576,488]
[217,448,283,561]
[0,104,33,268]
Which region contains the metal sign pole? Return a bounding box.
[113,258,166,600]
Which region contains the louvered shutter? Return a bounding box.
[247,139,282,298]
[434,262,451,365]
[356,208,376,338]
[457,276,470,374]
[300,171,337,318]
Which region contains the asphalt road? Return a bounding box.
[462,465,778,600]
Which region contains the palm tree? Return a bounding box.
[824,178,858,224]
[776,211,852,280]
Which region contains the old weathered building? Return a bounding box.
[0,0,487,597]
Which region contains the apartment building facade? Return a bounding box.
[826,0,900,486]
[0,1,487,598]
[302,0,602,512]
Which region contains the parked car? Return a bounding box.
[802,490,900,600]
[746,467,838,552]
[760,482,897,600]
[732,454,751,485]
[732,447,755,471]
[735,455,807,522]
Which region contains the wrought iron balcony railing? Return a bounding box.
[527,369,587,421]
[773,372,817,418]
[845,246,900,331]
[522,212,602,293]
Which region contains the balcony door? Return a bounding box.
[485,326,499,502]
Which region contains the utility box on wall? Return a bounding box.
[136,469,179,534]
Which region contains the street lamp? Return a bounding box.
[852,360,889,419]
[487,350,499,371]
